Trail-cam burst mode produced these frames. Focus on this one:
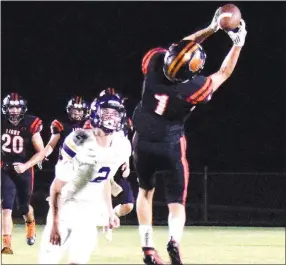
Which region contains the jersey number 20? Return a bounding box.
[154,94,169,115]
[90,167,110,183]
[2,134,24,154]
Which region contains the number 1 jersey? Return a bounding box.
[133,47,213,142]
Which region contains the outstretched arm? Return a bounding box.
[183,7,221,43]
[183,27,215,43]
[208,19,247,93]
[24,134,61,170]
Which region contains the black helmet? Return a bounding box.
[66,96,89,121]
[2,93,27,124]
[163,40,206,82]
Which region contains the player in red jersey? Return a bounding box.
[1,93,45,254]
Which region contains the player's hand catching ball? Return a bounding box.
[227,19,247,47]
[209,7,222,32]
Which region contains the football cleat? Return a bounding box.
[142,247,165,265]
[2,235,13,254]
[1,246,14,255]
[167,238,183,265]
[26,220,36,246]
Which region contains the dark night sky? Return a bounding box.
[2,1,286,172]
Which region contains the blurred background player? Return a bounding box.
[38,90,130,264]
[132,8,247,265]
[18,96,89,173]
[1,93,45,254]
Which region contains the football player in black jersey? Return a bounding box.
[132,8,247,265]
[1,93,45,254]
[22,96,89,168]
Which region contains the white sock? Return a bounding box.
[168,216,184,243]
[139,225,154,248]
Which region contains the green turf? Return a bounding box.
[2,225,285,264]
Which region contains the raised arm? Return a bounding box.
[183,7,221,43]
[208,19,247,93]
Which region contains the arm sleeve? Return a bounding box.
[55,160,75,182]
[60,132,79,161]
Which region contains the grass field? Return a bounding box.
[2,225,285,264]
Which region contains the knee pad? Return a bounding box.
[18,204,29,215]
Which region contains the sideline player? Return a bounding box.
[38,90,131,264]
[132,8,247,265]
[1,93,45,254]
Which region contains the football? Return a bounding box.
[218,4,242,31]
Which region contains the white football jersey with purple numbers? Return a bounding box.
[55,129,131,203]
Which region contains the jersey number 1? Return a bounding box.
[154,94,169,115]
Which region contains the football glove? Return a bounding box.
[209,7,222,32]
[227,19,247,47]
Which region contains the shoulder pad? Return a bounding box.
[51,119,64,134]
[27,115,43,134]
[142,47,167,75]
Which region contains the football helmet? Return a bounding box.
[163,40,206,82]
[2,93,27,124]
[89,89,126,134]
[66,96,89,121]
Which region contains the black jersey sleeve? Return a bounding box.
[142,47,167,75]
[177,75,213,104]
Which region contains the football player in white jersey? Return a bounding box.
[96,89,134,220]
[38,90,131,264]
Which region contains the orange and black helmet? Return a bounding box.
[2,92,27,123]
[66,96,89,121]
[163,40,206,82]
